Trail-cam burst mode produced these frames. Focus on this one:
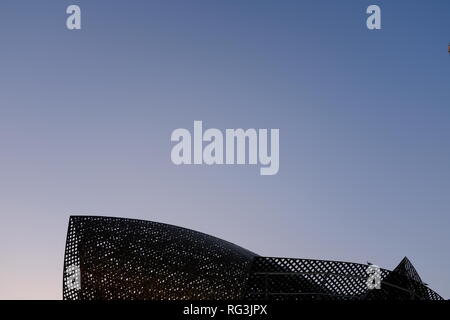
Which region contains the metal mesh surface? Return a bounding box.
[244,257,443,300]
[63,216,257,300]
[63,216,443,301]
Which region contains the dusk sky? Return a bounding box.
[0,0,449,299]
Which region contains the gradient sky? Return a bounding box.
[0,0,449,299]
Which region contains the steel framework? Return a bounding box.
[63,216,443,300]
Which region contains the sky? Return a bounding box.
[0,0,449,299]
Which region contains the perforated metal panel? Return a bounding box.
[244,257,443,300]
[392,257,422,283]
[63,216,257,300]
[63,216,443,300]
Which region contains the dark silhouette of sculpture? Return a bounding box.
[63,216,442,300]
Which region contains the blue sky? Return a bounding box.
[0,0,449,299]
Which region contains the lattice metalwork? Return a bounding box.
[244,257,443,300]
[63,216,443,300]
[392,257,422,283]
[63,216,257,300]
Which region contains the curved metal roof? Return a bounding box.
[63,215,443,300]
